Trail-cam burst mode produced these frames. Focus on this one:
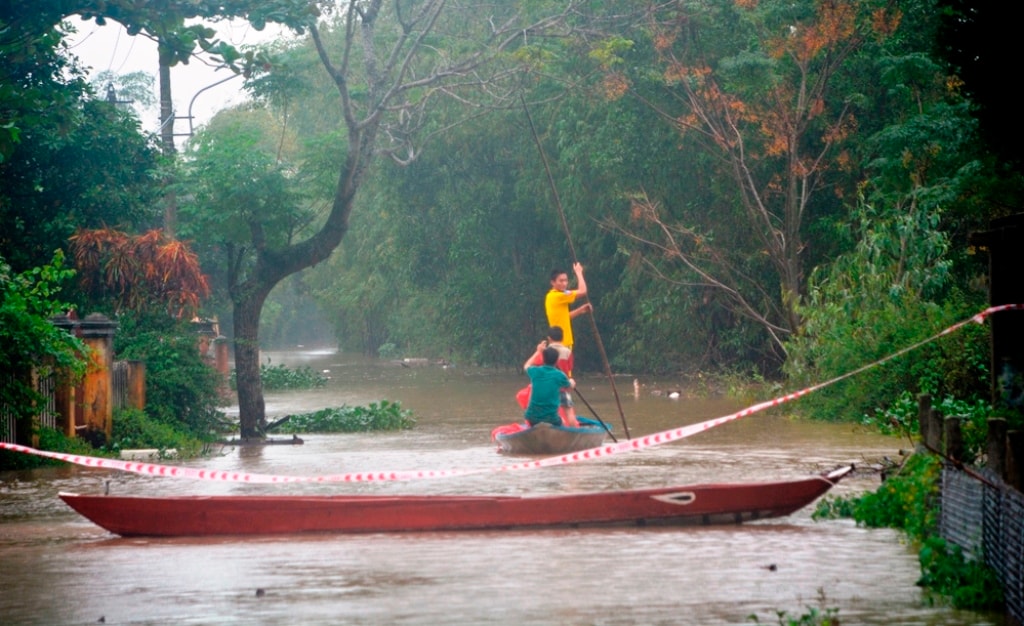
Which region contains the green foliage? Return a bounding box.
[107,408,203,458]
[114,314,225,438]
[785,192,989,420]
[2,0,1013,394]
[861,391,1003,463]
[917,536,1003,611]
[0,251,87,425]
[230,363,327,391]
[0,84,161,273]
[277,401,415,433]
[177,110,308,255]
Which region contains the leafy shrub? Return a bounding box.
[917,536,1003,610]
[108,408,203,457]
[861,392,1022,464]
[378,342,400,359]
[814,453,940,540]
[277,401,415,433]
[784,194,989,423]
[1,251,87,428]
[115,313,225,438]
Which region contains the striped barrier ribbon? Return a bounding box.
[2,303,1021,482]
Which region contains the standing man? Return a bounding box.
[545,262,593,350]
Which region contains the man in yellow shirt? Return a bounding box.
[544,262,592,350]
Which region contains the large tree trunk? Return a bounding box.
[234,289,270,439]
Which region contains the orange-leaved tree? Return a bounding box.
[69,228,210,319]
[600,0,902,364]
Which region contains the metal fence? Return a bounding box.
[1,371,58,444]
[941,466,1024,622]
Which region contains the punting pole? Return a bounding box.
[522,96,632,439]
[573,387,618,443]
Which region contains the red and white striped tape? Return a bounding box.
[2,304,1020,482]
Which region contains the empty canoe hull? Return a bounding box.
[59,467,852,537]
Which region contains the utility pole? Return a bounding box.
[158,57,177,238]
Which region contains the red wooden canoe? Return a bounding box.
[59,467,852,537]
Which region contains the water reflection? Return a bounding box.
[0,350,1003,625]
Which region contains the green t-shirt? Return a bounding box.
[524,365,570,425]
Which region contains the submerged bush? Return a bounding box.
[230,363,328,391]
[108,408,204,457]
[277,401,415,433]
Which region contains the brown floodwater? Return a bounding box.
[0,350,1005,625]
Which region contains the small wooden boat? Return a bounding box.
[492,417,610,455]
[59,467,852,537]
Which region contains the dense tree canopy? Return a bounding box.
[2,0,1019,438]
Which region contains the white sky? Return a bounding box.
[64,16,293,147]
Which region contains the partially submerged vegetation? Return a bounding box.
[230,363,328,391]
[274,401,415,434]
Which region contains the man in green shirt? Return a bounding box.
[523,341,576,427]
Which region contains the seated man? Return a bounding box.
[523,342,576,427]
[534,326,577,426]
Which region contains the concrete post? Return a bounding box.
[987,418,1007,479]
[944,416,964,463]
[925,409,944,453]
[1007,430,1024,492]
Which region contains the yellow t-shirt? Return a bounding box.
[545,289,578,348]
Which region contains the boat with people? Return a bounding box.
[491,416,610,454]
[59,466,852,537]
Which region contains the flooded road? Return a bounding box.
[0,350,1004,625]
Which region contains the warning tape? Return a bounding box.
[2,304,1021,482]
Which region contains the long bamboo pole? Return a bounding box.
[522,97,632,439]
